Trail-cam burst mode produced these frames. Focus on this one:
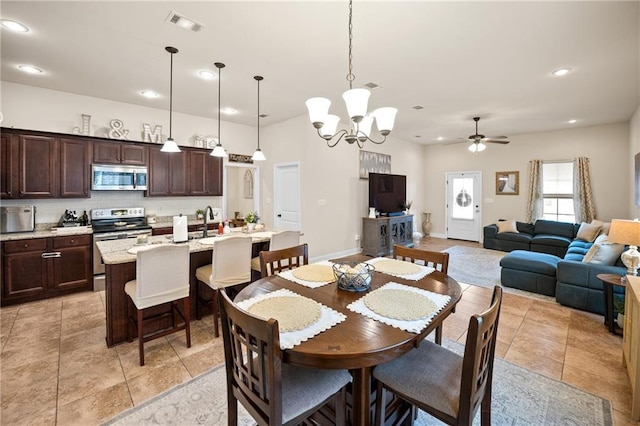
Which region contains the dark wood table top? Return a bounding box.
[597,273,626,287]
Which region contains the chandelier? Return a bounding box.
[305,0,397,149]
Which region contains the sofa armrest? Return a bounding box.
[484,224,499,240]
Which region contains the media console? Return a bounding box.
[361,215,414,257]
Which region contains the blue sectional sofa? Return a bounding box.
[486,220,626,315]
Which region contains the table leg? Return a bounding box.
[604,283,615,333]
[350,367,372,426]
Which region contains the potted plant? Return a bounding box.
[401,200,413,214]
[244,211,260,231]
[614,294,625,329]
[195,209,204,220]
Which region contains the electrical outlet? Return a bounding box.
[355,234,360,241]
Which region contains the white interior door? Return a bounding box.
[446,171,482,242]
[274,162,300,230]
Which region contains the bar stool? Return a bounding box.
[251,230,301,279]
[124,244,191,366]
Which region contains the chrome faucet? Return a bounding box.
[202,206,215,238]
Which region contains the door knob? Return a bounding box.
[277,214,282,218]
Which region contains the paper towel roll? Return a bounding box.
[173,215,188,243]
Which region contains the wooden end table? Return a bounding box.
[597,273,626,335]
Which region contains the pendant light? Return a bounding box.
[210,62,227,157]
[161,46,181,153]
[251,75,266,161]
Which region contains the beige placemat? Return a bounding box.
[373,259,422,275]
[247,296,322,332]
[363,289,437,320]
[292,264,335,282]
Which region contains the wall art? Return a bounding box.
[108,119,129,139]
[359,150,391,179]
[72,114,91,135]
[229,153,253,164]
[496,171,519,195]
[142,123,163,143]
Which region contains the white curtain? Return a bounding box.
[526,160,543,222]
[573,157,596,223]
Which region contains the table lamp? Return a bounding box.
[608,219,640,275]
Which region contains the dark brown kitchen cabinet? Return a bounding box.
[60,138,91,197]
[188,150,223,196]
[17,134,59,198]
[93,140,147,165]
[147,147,188,196]
[0,133,16,198]
[1,235,92,306]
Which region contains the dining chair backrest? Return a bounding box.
[260,243,309,277]
[393,244,450,274]
[458,285,502,424]
[269,230,301,251]
[135,244,190,300]
[211,236,253,289]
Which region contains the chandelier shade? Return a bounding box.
[304,0,397,149]
[161,46,182,153]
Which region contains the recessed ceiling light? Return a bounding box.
[140,90,159,98]
[552,68,572,77]
[568,119,578,124]
[1,19,29,33]
[221,107,237,115]
[437,137,444,141]
[18,65,42,74]
[198,70,216,80]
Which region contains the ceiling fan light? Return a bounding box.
[251,148,266,161]
[372,107,398,135]
[468,142,486,153]
[342,88,370,122]
[161,138,181,153]
[320,114,340,138]
[210,144,227,157]
[305,97,331,128]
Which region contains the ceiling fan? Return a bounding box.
[463,117,509,152]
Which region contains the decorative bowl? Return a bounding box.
[333,262,375,292]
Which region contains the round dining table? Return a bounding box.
[234,266,463,426]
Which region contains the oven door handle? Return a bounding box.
[96,235,120,241]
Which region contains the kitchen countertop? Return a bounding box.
[96,231,273,265]
[0,226,93,242]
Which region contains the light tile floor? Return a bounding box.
[1,238,638,425]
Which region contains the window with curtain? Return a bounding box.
[542,162,575,223]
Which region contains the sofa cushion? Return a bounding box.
[591,219,611,235]
[516,222,535,234]
[576,222,601,242]
[500,250,560,276]
[534,219,576,240]
[564,240,593,261]
[583,234,625,265]
[497,219,518,234]
[531,234,573,248]
[496,232,533,244]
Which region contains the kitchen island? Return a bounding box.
[97,231,272,346]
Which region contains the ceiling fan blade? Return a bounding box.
[485,139,510,144]
[485,135,508,140]
[442,139,470,146]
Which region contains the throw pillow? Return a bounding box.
[591,219,611,235]
[582,234,625,265]
[497,219,519,234]
[576,222,602,242]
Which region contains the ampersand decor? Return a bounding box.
[108,119,130,139]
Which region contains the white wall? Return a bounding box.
[631,105,640,219]
[423,122,630,237]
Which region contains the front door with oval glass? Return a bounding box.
[446,172,482,242]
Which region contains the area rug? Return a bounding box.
[444,245,506,288]
[103,340,612,426]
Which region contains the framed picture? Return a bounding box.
[359,150,391,179]
[496,171,519,195]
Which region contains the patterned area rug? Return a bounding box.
[444,245,506,288]
[103,340,612,426]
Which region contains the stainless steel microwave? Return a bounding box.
[91,164,148,191]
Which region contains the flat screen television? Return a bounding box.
[368,173,407,215]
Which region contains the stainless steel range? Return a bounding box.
[92,207,152,290]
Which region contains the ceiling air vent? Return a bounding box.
[412,105,424,110]
[363,82,380,90]
[166,11,204,32]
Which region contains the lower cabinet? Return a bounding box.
[362,215,414,257]
[1,235,92,306]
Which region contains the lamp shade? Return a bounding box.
[305,97,331,126]
[468,142,486,153]
[161,138,181,153]
[320,114,340,138]
[358,115,373,138]
[210,144,227,157]
[608,219,640,246]
[251,148,266,161]
[342,88,370,121]
[372,107,398,134]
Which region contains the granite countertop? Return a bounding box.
[0,225,93,242]
[96,231,273,265]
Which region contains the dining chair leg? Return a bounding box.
[480,381,492,425]
[374,381,386,426]
[335,387,346,426]
[435,324,443,345]
[126,299,133,343]
[137,309,145,366]
[184,296,191,348]
[195,280,202,320]
[212,289,220,338]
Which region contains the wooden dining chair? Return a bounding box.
[251,230,301,279]
[393,244,449,273]
[195,236,252,337]
[259,243,309,278]
[393,244,450,344]
[219,290,351,426]
[372,286,503,426]
[124,244,191,366]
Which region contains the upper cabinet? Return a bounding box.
[0,133,16,198]
[60,138,91,198]
[147,146,188,196]
[93,140,147,165]
[188,150,223,196]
